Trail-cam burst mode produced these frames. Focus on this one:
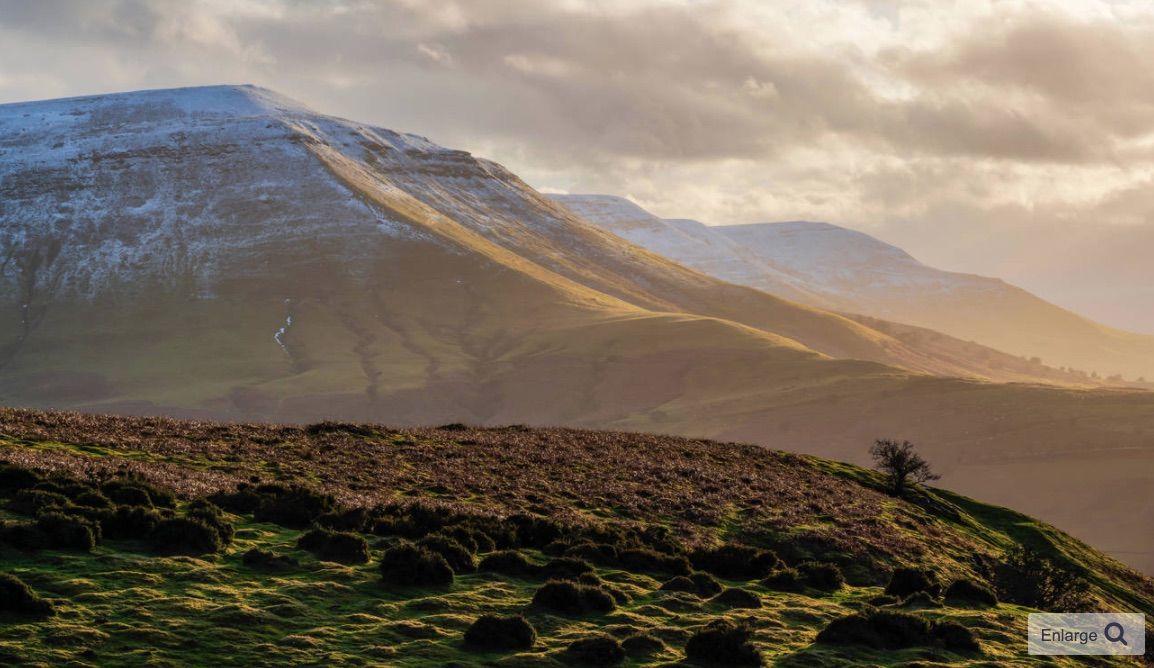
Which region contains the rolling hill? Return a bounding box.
[5,86,1154,574]
[0,409,1150,665]
[554,194,1154,382]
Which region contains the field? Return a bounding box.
[0,408,1151,666]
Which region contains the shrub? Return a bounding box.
[298,528,370,565]
[540,557,594,581]
[507,513,563,548]
[315,507,372,532]
[187,501,235,546]
[73,491,113,509]
[884,567,941,598]
[944,579,997,607]
[253,485,335,529]
[478,550,536,577]
[103,484,153,508]
[816,608,978,652]
[816,609,931,649]
[565,636,625,665]
[868,594,900,606]
[684,620,763,666]
[996,546,1089,610]
[101,505,162,540]
[417,534,477,573]
[8,489,70,516]
[441,525,495,554]
[242,548,298,571]
[207,484,263,514]
[0,464,39,496]
[36,512,99,551]
[798,561,844,592]
[530,580,616,615]
[691,544,779,580]
[933,621,981,652]
[618,548,692,577]
[103,479,176,508]
[690,571,723,596]
[762,568,805,593]
[621,633,666,658]
[379,542,453,587]
[713,587,762,609]
[0,573,54,619]
[149,517,223,555]
[463,614,536,651]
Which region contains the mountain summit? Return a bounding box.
[5,87,1154,572]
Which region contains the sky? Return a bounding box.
[2,0,1153,331]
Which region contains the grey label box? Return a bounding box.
[1028,613,1145,656]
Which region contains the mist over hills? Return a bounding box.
[4,86,1154,573]
[555,194,1154,383]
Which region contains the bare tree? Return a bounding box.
[869,439,939,496]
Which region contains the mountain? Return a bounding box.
[554,194,1154,382]
[1,409,1151,665]
[5,86,1154,574]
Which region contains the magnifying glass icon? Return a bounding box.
[1104,622,1128,646]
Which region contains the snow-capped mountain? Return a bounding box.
[7,87,1154,572]
[554,194,1154,380]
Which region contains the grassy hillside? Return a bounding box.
[0,409,1150,666]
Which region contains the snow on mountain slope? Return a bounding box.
[554,194,1154,380]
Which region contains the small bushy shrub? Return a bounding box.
[944,579,998,607]
[684,620,763,666]
[797,561,844,592]
[297,528,370,564]
[73,490,113,509]
[478,550,536,577]
[660,575,698,594]
[816,608,980,653]
[242,548,299,571]
[0,522,48,551]
[933,621,981,651]
[899,591,942,608]
[565,635,625,665]
[380,541,453,586]
[996,546,1089,610]
[691,544,780,580]
[187,501,235,546]
[0,573,54,619]
[885,567,941,598]
[816,608,931,649]
[463,614,537,651]
[762,567,805,593]
[36,512,100,551]
[417,534,476,573]
[8,489,70,516]
[0,465,39,496]
[207,484,263,514]
[440,525,495,553]
[253,485,335,529]
[712,587,762,609]
[103,484,153,508]
[149,517,223,555]
[530,580,616,615]
[564,542,618,564]
[508,514,563,548]
[540,557,593,581]
[101,505,162,540]
[315,507,371,532]
[690,571,723,596]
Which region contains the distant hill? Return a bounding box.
[0,409,1150,665]
[554,194,1154,382]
